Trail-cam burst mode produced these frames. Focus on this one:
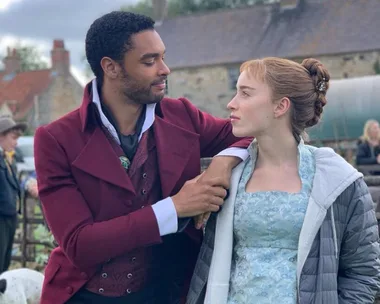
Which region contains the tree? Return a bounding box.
[16,45,48,71]
[1,43,48,72]
[122,0,155,18]
[121,0,277,18]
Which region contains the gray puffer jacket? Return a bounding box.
[187,146,380,304]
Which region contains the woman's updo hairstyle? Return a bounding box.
[240,57,330,141]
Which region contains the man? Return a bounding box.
[0,116,26,273]
[34,11,250,304]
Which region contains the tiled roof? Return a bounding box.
[0,69,52,120]
[156,0,380,69]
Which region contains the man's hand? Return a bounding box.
[171,175,228,218]
[194,156,242,229]
[377,154,380,164]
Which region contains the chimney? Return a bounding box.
[2,47,21,74]
[152,0,168,26]
[51,39,70,75]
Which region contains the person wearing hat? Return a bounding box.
[0,115,27,273]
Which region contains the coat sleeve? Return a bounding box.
[34,126,162,270]
[338,178,380,303]
[179,98,252,157]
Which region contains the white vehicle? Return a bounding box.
[15,136,35,173]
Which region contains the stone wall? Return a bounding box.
[167,50,380,118]
[167,65,238,118]
[29,73,83,130]
[49,74,83,122]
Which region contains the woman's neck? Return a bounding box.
[255,131,299,169]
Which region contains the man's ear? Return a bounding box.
[100,57,121,80]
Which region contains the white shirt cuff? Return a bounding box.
[216,147,249,161]
[151,197,178,236]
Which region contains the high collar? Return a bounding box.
[79,79,156,142]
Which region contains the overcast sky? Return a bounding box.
[0,0,140,85]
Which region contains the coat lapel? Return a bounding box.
[0,157,19,191]
[72,127,135,194]
[7,166,19,190]
[154,116,199,198]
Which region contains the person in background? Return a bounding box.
[0,116,26,273]
[13,147,24,164]
[4,139,39,199]
[356,119,380,166]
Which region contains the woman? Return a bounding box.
[356,119,380,166]
[187,58,380,304]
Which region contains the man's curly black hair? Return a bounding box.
[85,11,155,84]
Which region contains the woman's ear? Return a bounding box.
[274,97,291,118]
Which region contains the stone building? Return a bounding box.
[0,40,83,132]
[156,0,380,118]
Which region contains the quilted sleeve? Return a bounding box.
[338,178,380,303]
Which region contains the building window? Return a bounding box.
[227,67,239,90]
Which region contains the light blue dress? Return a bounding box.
[227,142,315,304]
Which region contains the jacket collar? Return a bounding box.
[79,79,156,138]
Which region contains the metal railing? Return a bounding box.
[357,164,380,176]
[11,170,53,267]
[10,160,380,268]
